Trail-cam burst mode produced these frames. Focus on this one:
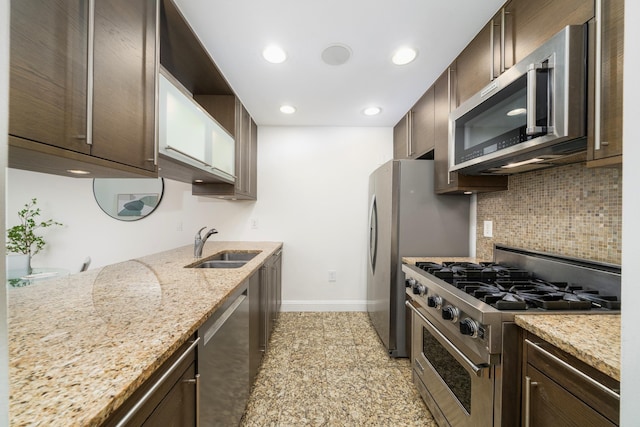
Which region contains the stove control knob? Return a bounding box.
[460,318,479,338]
[442,306,459,323]
[427,295,442,309]
[412,282,427,295]
[406,278,416,288]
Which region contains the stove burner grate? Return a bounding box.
[416,260,622,311]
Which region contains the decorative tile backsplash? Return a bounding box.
[476,163,622,264]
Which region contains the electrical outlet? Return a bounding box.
[250,218,259,229]
[483,220,493,238]
[328,270,337,282]
[177,221,183,232]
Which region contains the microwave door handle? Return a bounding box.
[526,63,548,135]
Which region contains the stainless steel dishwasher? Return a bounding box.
[198,286,249,426]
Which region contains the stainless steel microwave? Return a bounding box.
[449,25,587,175]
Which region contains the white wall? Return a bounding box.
[6,127,392,311]
[621,0,639,424]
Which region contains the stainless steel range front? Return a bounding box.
[403,245,621,427]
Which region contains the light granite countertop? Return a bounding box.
[515,314,621,381]
[403,257,621,381]
[8,241,282,427]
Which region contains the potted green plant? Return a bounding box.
[6,198,63,275]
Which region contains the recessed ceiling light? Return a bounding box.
[194,179,204,183]
[262,45,287,64]
[392,47,418,65]
[363,107,382,116]
[280,105,296,114]
[66,169,91,175]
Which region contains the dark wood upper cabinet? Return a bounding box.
[508,0,594,64]
[393,88,435,160]
[9,0,89,155]
[92,0,157,172]
[587,0,624,167]
[434,68,508,194]
[9,0,158,178]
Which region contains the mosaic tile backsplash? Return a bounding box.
[476,163,622,264]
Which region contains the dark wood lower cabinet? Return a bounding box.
[522,332,619,426]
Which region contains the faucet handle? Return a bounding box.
[195,226,207,240]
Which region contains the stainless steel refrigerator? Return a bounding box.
[367,159,470,357]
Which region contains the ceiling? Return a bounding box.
[172,0,506,127]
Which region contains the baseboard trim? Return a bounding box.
[281,300,367,312]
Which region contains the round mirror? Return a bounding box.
[93,178,164,221]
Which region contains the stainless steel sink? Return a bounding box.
[187,251,260,269]
[192,260,248,269]
[206,251,260,262]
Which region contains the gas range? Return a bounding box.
[414,260,621,311]
[403,246,621,363]
[403,246,621,427]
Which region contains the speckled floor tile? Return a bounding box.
[241,312,435,427]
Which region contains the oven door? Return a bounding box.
[407,301,494,427]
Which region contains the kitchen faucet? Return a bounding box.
[194,226,218,258]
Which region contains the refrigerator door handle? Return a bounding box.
[369,194,378,273]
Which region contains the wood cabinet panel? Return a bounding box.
[9,0,89,154]
[9,0,159,178]
[588,0,624,166]
[411,88,435,157]
[92,0,157,172]
[455,23,494,107]
[393,89,434,161]
[525,365,614,427]
[509,0,594,64]
[393,114,409,160]
[522,333,619,426]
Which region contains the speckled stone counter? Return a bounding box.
[8,241,282,427]
[515,314,620,381]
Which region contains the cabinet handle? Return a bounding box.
[86,0,95,146]
[526,63,549,135]
[524,375,538,427]
[406,111,413,157]
[203,294,247,346]
[524,339,620,400]
[182,373,200,427]
[447,68,453,185]
[114,338,200,427]
[594,0,607,150]
[500,8,506,74]
[153,0,160,165]
[490,18,495,80]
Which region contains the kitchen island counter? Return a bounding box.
[515,314,620,381]
[8,241,282,427]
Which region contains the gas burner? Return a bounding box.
[416,262,621,312]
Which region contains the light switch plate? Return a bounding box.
[483,220,493,238]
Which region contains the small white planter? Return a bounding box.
[7,254,31,279]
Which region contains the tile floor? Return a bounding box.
[241,312,436,426]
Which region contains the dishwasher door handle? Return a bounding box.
[203,294,247,346]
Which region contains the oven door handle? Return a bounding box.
[406,300,488,376]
